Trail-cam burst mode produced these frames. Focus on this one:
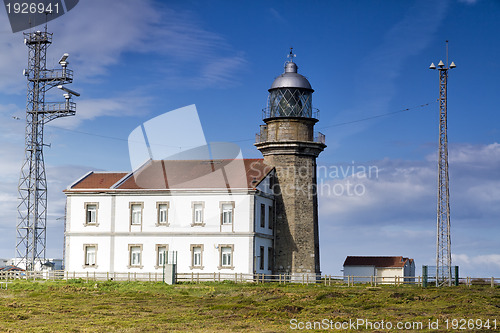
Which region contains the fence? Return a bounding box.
[0,270,165,283]
[0,271,499,287]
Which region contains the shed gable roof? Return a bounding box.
[343,256,414,268]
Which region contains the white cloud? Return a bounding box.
[48,93,153,129]
[0,163,99,258]
[453,253,500,276]
[319,142,500,277]
[0,0,246,95]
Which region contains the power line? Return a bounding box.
[317,102,435,130]
[36,101,435,146]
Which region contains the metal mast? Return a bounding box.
[429,41,456,286]
[16,26,78,271]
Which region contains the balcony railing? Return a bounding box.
[255,131,326,144]
[28,69,73,82]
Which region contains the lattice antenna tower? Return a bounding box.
[429,41,456,286]
[16,24,79,271]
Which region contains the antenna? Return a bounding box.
[16,29,79,271]
[287,47,296,62]
[446,40,449,67]
[429,41,456,286]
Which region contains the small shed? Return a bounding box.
[343,256,415,283]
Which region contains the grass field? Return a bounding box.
[0,279,499,332]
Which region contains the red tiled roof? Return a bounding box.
[66,159,273,191]
[343,256,413,268]
[70,172,128,189]
[0,265,25,271]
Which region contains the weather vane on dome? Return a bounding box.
[287,47,296,62]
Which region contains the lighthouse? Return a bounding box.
[255,50,326,281]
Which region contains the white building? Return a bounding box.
[343,256,415,283]
[7,258,63,271]
[64,159,275,276]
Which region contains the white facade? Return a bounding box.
[7,258,63,270]
[343,256,416,283]
[64,160,275,276]
[342,265,375,283]
[0,258,7,267]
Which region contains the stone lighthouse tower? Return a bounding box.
[255,50,326,280]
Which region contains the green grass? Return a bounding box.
[0,280,498,332]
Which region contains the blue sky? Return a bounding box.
[0,0,499,277]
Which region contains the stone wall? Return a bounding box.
[255,117,325,276]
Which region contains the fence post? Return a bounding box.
[492,277,495,288]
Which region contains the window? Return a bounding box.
[129,245,142,267]
[260,203,266,228]
[84,203,98,225]
[268,247,273,271]
[218,245,234,269]
[84,245,97,266]
[259,246,265,270]
[190,245,204,269]
[157,202,169,225]
[192,202,205,226]
[130,203,143,225]
[220,202,234,225]
[268,206,273,229]
[193,247,201,266]
[156,245,168,267]
[194,204,203,223]
[221,247,232,267]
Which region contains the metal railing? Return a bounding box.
[0,271,498,287]
[315,132,326,144]
[28,69,73,82]
[44,101,76,113]
[255,131,325,144]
